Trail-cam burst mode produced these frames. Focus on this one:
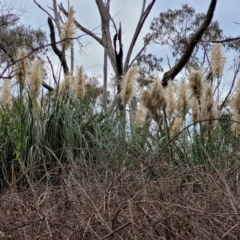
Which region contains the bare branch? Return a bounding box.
[52,0,62,37]
[105,1,118,33]
[141,0,147,16]
[124,0,156,72]
[199,36,240,43]
[34,0,54,21]
[220,58,240,109]
[58,3,102,44]
[42,81,54,91]
[95,0,117,72]
[47,17,69,76]
[101,221,131,240]
[0,42,15,63]
[161,0,217,87]
[129,33,153,67]
[47,56,57,85]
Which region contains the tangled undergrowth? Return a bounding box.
[1,31,240,239]
[1,164,240,239]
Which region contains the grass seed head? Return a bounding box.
[191,97,200,123]
[135,103,146,127]
[211,43,225,78]
[201,83,218,127]
[149,79,166,110]
[29,59,42,97]
[119,66,138,105]
[1,79,12,109]
[176,78,188,116]
[15,48,29,92]
[60,75,73,93]
[61,6,76,50]
[165,81,175,118]
[171,117,183,136]
[75,66,86,99]
[189,70,203,100]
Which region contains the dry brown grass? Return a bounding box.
[0,164,240,239]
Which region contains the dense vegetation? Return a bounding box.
[1,1,240,239]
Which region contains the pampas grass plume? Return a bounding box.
[135,103,146,127]
[191,97,200,123]
[119,65,138,105]
[211,43,225,78]
[149,79,166,110]
[171,117,183,136]
[201,83,218,126]
[176,78,188,116]
[140,80,166,123]
[75,66,85,99]
[1,79,12,109]
[60,75,72,93]
[140,90,152,110]
[29,59,42,96]
[61,6,76,50]
[189,70,203,99]
[165,81,175,117]
[15,48,28,92]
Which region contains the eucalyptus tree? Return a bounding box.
[0,2,47,80]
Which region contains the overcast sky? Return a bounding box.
[17,0,240,84]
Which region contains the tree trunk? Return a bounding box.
[103,49,108,111]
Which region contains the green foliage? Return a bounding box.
[0,91,127,190]
[147,4,223,69]
[0,13,47,64]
